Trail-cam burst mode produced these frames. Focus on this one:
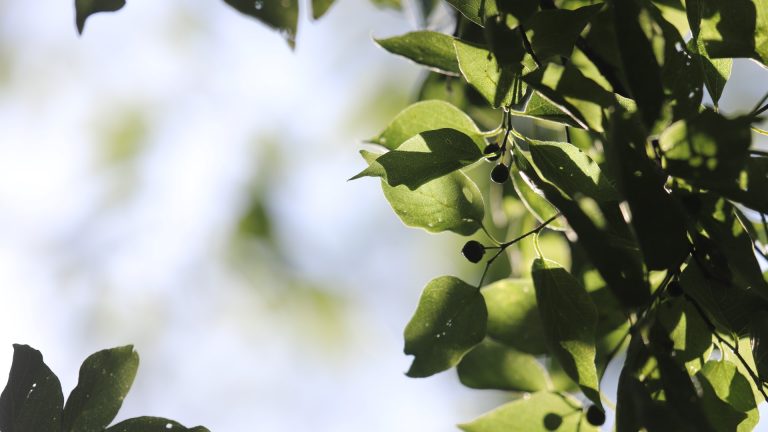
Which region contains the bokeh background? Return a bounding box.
[0,0,766,431]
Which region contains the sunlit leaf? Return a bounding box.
[482,278,547,354]
[352,129,482,190]
[454,39,531,109]
[444,0,498,26]
[404,276,487,377]
[457,339,549,391]
[694,0,768,67]
[698,360,759,432]
[522,63,616,132]
[526,138,620,202]
[357,150,485,235]
[376,31,460,75]
[511,165,566,231]
[75,0,125,34]
[459,391,597,432]
[656,298,712,374]
[532,258,601,406]
[62,346,139,432]
[0,345,63,432]
[311,0,335,19]
[370,100,485,150]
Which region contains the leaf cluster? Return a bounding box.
[0,345,208,432]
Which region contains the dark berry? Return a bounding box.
[484,144,501,161]
[585,405,605,426]
[667,280,683,297]
[543,413,563,430]
[491,163,510,183]
[461,240,485,263]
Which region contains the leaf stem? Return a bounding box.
[475,213,562,289]
[751,128,768,137]
[684,291,768,402]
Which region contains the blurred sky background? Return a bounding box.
[0,0,766,431]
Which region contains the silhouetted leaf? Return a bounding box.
[613,0,664,127]
[106,417,210,432]
[0,345,63,432]
[457,339,549,391]
[75,0,125,34]
[532,258,601,407]
[656,298,712,374]
[62,346,139,432]
[752,311,768,382]
[694,0,768,67]
[660,109,752,184]
[524,5,601,61]
[376,31,460,75]
[605,111,690,270]
[222,0,299,47]
[404,276,487,377]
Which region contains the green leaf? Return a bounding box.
[526,138,620,202]
[604,111,690,270]
[689,38,732,107]
[511,165,566,231]
[707,157,768,213]
[678,262,764,335]
[379,166,485,235]
[698,360,759,432]
[522,63,616,132]
[0,345,63,432]
[222,0,299,47]
[514,148,649,309]
[75,0,126,34]
[370,100,485,150]
[459,391,598,432]
[510,91,581,128]
[696,196,768,302]
[352,129,482,190]
[370,0,402,10]
[660,109,752,185]
[454,39,531,109]
[695,0,768,67]
[444,0,498,26]
[525,5,602,61]
[457,339,550,391]
[751,311,768,382]
[482,278,547,354]
[311,0,335,19]
[106,417,210,432]
[656,298,713,374]
[62,345,139,432]
[532,258,601,407]
[376,31,460,75]
[404,276,487,377]
[613,0,664,127]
